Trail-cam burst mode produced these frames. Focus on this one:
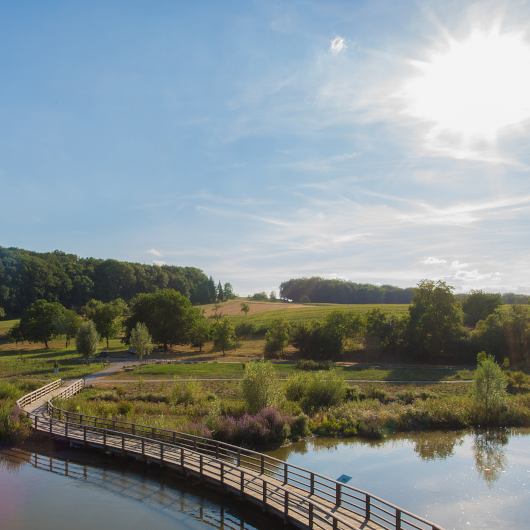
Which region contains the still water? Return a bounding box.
[1,429,529,530]
[267,428,530,530]
[0,443,267,530]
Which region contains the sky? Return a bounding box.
[1,0,530,296]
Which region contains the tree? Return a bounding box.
[124,289,204,350]
[241,359,283,413]
[76,321,100,364]
[462,290,503,327]
[223,282,236,300]
[190,318,210,352]
[251,292,268,301]
[264,318,290,358]
[270,291,277,301]
[79,299,103,320]
[300,295,310,303]
[54,308,82,348]
[212,318,234,356]
[92,303,123,347]
[6,322,24,345]
[0,307,5,319]
[130,322,153,360]
[473,352,507,425]
[406,280,463,359]
[240,302,250,316]
[16,299,64,348]
[217,281,224,302]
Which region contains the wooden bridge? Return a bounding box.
[18,380,446,530]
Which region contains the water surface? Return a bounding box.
[267,428,530,530]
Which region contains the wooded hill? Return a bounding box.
[0,247,219,318]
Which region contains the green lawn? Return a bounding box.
[0,319,18,337]
[106,362,474,382]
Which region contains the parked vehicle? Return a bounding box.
[99,350,108,358]
[128,347,136,355]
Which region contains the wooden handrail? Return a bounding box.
[22,380,446,530]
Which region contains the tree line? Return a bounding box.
[279,277,415,304]
[0,247,235,318]
[265,282,530,367]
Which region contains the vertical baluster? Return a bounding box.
[261,454,265,474]
[49,418,52,435]
[333,518,337,530]
[173,431,176,444]
[84,425,87,446]
[220,461,224,489]
[200,455,203,479]
[122,434,125,455]
[336,483,341,507]
[396,509,401,530]
[181,447,184,469]
[103,430,106,449]
[309,503,313,529]
[262,481,267,512]
[310,473,315,495]
[284,491,289,524]
[366,494,371,519]
[240,470,244,499]
[65,421,68,439]
[284,463,288,484]
[237,448,241,466]
[161,443,164,463]
[142,438,145,458]
[216,441,219,458]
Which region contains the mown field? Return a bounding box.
[104,362,474,381]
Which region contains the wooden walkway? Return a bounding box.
[18,380,445,530]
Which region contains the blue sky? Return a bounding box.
[1,0,529,295]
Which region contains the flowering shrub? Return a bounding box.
[0,403,31,443]
[212,407,294,447]
[179,422,212,438]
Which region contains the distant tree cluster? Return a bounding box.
[279,277,415,304]
[0,247,233,318]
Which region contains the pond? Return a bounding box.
[267,428,530,530]
[0,442,269,530]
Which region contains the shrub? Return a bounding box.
[172,378,202,405]
[0,381,21,401]
[397,390,417,405]
[117,400,134,416]
[241,359,283,414]
[346,385,363,401]
[296,359,333,371]
[300,370,347,412]
[212,408,293,446]
[366,385,389,403]
[116,387,126,398]
[179,422,212,438]
[0,403,31,443]
[235,322,256,337]
[285,372,310,402]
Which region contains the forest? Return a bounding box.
[0,247,222,318]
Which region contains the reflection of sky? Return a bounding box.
[1,1,530,295]
[267,428,530,530]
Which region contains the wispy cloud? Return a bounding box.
[147,248,162,257]
[451,260,468,269]
[330,36,347,55]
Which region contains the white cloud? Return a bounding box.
[421,257,447,264]
[147,248,162,257]
[451,260,468,269]
[330,36,346,55]
[153,260,166,266]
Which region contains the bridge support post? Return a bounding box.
[240,471,244,499]
[284,491,289,524]
[396,509,401,530]
[262,481,267,512]
[366,494,371,519]
[336,483,341,507]
[309,503,313,529]
[122,435,126,456]
[160,443,164,464]
[284,462,288,484]
[220,461,224,491]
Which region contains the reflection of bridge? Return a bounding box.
[18,380,446,530]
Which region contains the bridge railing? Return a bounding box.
[16,379,63,409]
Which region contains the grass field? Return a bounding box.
[102,362,474,382]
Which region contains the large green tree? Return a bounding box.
[54,308,82,348]
[462,290,503,327]
[264,318,290,358]
[130,322,153,360]
[406,280,463,359]
[125,289,205,350]
[473,352,507,424]
[15,299,64,348]
[212,318,234,356]
[92,303,123,347]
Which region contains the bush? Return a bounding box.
[0,403,31,443]
[117,400,134,416]
[285,372,310,402]
[172,378,202,405]
[300,295,310,303]
[296,359,333,371]
[300,370,347,412]
[366,385,389,403]
[0,381,21,401]
[212,407,293,446]
[241,359,283,414]
[235,322,256,337]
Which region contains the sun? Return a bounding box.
[402,28,530,142]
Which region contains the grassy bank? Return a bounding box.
[0,379,40,443]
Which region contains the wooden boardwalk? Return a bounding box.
[18,380,446,530]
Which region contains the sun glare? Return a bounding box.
[403,28,530,142]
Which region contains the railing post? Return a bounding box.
[261,454,265,474]
[220,461,224,489]
[122,434,125,455]
[34,416,38,431]
[200,454,203,479]
[103,430,106,449]
[262,481,267,512]
[396,509,401,530]
[333,518,337,530]
[49,418,52,435]
[161,443,164,463]
[240,470,244,499]
[132,423,135,435]
[237,448,241,466]
[216,441,219,458]
[66,411,69,423]
[152,427,155,438]
[113,420,116,430]
[173,431,176,444]
[142,438,145,459]
[284,491,289,524]
[65,421,68,439]
[181,447,184,469]
[309,502,313,529]
[336,483,341,507]
[310,473,315,495]
[366,494,371,519]
[80,414,83,425]
[84,426,87,446]
[284,463,288,484]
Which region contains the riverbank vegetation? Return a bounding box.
[51,359,530,448]
[0,379,38,443]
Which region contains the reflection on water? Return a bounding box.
[0,446,269,530]
[472,429,509,487]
